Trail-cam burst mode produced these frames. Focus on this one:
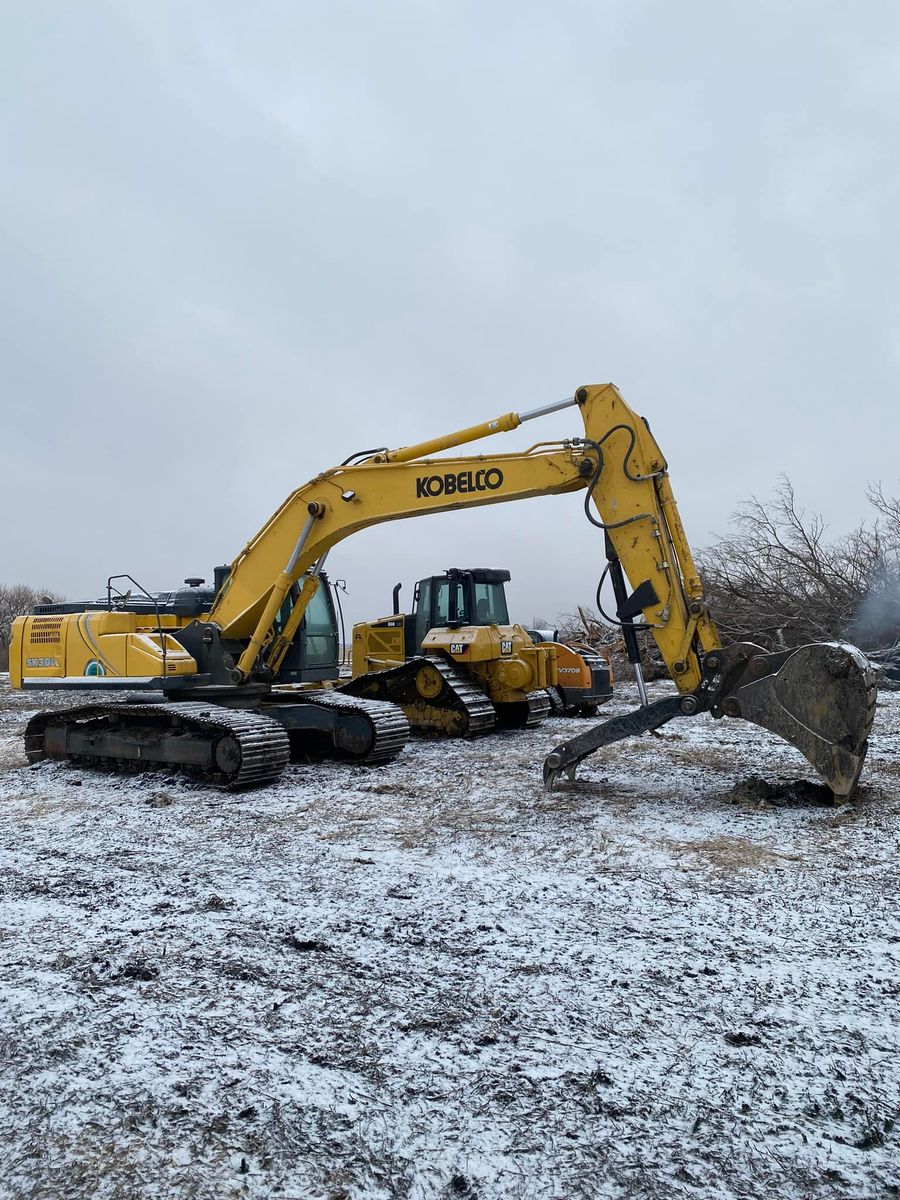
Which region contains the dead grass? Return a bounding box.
[14,793,94,821]
[662,833,802,871]
[2,680,899,1200]
[663,745,744,772]
[355,779,419,797]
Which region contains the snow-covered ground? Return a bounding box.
[0,676,898,1200]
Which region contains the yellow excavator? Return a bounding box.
[9,384,876,795]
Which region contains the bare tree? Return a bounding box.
[554,604,667,681]
[0,585,63,671]
[553,479,900,691]
[697,476,900,653]
[852,484,900,653]
[556,604,600,643]
[868,483,900,548]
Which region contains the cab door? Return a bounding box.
[273,579,340,682]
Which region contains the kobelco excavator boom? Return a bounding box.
[11,384,876,795]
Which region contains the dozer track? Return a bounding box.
[494,688,551,729]
[524,689,552,726]
[338,654,497,737]
[25,701,291,789]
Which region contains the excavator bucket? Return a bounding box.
[544,641,877,797]
[719,642,877,797]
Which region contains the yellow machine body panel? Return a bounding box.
[10,612,197,686]
[423,624,556,703]
[351,616,557,706]
[206,386,718,695]
[350,617,406,676]
[10,382,875,797]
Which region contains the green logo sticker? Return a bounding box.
[84,660,106,677]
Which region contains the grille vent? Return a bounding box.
[31,617,65,645]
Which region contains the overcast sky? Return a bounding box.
[2,1,899,630]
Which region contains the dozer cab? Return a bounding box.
[344,567,612,732]
[10,382,876,797]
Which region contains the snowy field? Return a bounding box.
[0,675,898,1200]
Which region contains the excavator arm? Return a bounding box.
[205,384,875,796]
[210,386,715,682]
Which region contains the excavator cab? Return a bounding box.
[12,573,342,690]
[268,575,341,683]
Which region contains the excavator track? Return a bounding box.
[338,654,496,737]
[25,701,290,790]
[279,688,410,764]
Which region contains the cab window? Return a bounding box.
[302,581,337,667]
[473,581,508,625]
[433,579,468,625]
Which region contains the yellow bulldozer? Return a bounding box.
[343,566,613,734]
[9,384,876,795]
